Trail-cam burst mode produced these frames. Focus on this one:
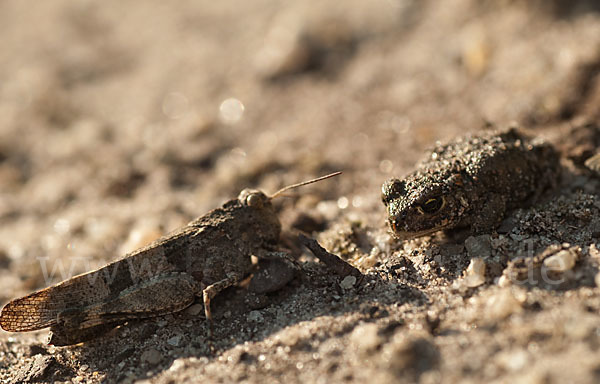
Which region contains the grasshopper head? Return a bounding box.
[237,189,281,245]
[238,189,270,209]
[236,172,341,246]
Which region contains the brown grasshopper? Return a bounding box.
[0,172,341,345]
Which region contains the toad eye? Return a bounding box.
[421,196,445,214]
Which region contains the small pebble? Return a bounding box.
[141,349,163,366]
[497,275,511,287]
[156,320,168,327]
[464,258,486,288]
[496,218,516,234]
[247,310,264,323]
[465,235,492,258]
[15,355,55,382]
[589,244,600,259]
[169,359,186,372]
[543,249,578,272]
[584,152,600,173]
[339,275,357,290]
[167,335,182,347]
[509,233,525,242]
[185,304,203,316]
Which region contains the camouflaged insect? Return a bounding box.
[0,173,340,345]
[382,128,560,240]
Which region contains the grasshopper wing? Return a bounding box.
[0,226,197,332]
[0,260,135,332]
[0,286,59,332]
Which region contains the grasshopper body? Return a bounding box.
[0,179,320,345]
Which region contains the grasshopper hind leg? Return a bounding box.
[201,272,244,345]
[201,273,244,322]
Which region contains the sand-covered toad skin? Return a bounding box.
[381,128,560,240]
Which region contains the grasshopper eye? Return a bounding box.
[421,196,445,214]
[246,193,264,208]
[238,189,268,207]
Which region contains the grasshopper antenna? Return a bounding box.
[270,171,342,199]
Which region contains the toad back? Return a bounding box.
[381,128,560,240]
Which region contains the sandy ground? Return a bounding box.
[1,0,600,383]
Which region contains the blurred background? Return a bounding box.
[0,0,600,380]
[3,0,600,313]
[2,0,600,304]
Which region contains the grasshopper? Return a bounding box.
[0,172,341,345]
